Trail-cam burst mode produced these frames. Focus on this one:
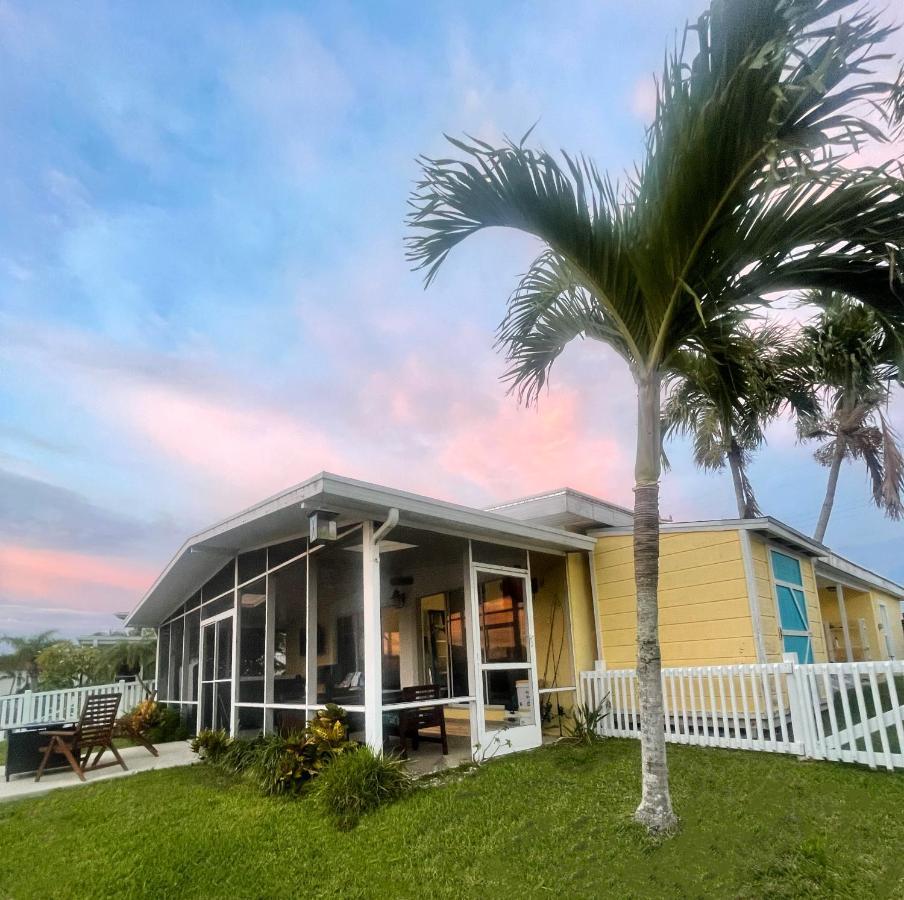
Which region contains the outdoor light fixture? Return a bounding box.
[308,510,339,542]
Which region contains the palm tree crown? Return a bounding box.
[799,293,903,541]
[408,0,904,833]
[663,322,817,517]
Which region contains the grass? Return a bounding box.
[1,739,903,899]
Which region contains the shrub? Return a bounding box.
[145,705,189,743]
[311,746,411,830]
[121,699,188,744]
[565,698,610,745]
[191,729,231,762]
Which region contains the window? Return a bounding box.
[771,549,813,663]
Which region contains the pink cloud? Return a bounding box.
[0,543,156,612]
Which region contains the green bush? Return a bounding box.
[311,746,411,831]
[145,705,189,743]
[190,705,357,797]
[190,729,231,762]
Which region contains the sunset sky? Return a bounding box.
[1,1,903,637]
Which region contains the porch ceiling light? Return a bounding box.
[308,510,339,542]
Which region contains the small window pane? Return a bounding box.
[202,624,215,682]
[186,591,202,612]
[238,548,267,585]
[203,561,235,601]
[471,541,527,569]
[201,683,213,731]
[268,537,307,569]
[236,705,264,737]
[771,550,802,586]
[216,617,233,679]
[477,574,528,664]
[203,592,234,618]
[170,617,184,701]
[183,609,200,702]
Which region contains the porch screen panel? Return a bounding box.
[157,624,170,702]
[183,609,200,703]
[238,577,266,703]
[169,616,184,701]
[271,558,306,705]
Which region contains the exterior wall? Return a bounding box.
[593,530,758,668]
[873,590,904,660]
[531,555,575,689]
[565,552,596,677]
[748,536,827,663]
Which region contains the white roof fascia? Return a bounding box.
[488,487,634,528]
[814,552,904,599]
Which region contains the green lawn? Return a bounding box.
[2,740,903,899]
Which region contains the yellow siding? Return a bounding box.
[566,552,597,677]
[748,536,827,663]
[594,530,757,668]
[865,589,904,661]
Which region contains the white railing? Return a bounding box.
[0,680,154,739]
[580,658,904,771]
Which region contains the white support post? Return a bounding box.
[305,554,319,714]
[264,572,275,734]
[362,521,383,751]
[836,583,853,662]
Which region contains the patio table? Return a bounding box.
[5,721,70,781]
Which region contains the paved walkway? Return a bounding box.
[1,740,196,803]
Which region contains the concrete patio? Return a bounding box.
[1,740,196,803]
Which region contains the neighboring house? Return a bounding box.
[126,472,903,759]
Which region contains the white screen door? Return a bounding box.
[471,566,541,756]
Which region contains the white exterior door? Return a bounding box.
[470,565,542,757]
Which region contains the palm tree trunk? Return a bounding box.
[632,370,677,833]
[727,444,747,518]
[814,439,845,543]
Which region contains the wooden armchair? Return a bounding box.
[36,693,127,782]
[397,684,448,756]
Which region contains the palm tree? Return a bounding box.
[0,631,57,692]
[100,635,158,696]
[663,322,817,518]
[408,0,904,832]
[799,294,903,541]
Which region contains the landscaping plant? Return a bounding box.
[407,0,904,832]
[311,746,411,831]
[566,698,611,745]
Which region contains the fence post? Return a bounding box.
[783,653,811,758]
[22,689,34,724]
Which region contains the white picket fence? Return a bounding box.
[579,658,904,772]
[0,680,154,739]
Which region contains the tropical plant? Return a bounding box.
[798,293,903,541]
[191,728,231,762]
[565,697,611,745]
[311,746,411,831]
[0,631,58,692]
[663,322,817,517]
[407,0,904,832]
[99,633,158,695]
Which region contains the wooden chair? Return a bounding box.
[35,693,127,782]
[398,684,448,756]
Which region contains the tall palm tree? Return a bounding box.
[408,0,904,832]
[0,631,57,692]
[799,294,903,541]
[663,322,817,518]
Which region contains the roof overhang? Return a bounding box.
[814,552,904,599]
[588,516,826,556]
[488,487,633,531]
[126,472,595,628]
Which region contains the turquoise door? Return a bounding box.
[771,550,813,663]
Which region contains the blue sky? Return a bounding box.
[1,0,902,637]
